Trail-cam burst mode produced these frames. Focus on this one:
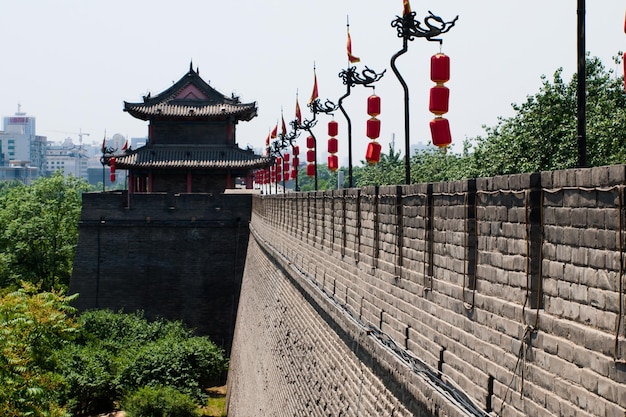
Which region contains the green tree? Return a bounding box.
[0,283,78,417]
[470,55,626,176]
[0,173,89,291]
[354,144,405,187]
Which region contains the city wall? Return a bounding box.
[70,191,252,352]
[228,165,626,417]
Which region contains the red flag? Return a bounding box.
[309,69,319,104]
[122,140,128,151]
[347,28,360,64]
[270,124,278,138]
[295,96,302,124]
[403,0,412,16]
[101,134,106,153]
[265,133,270,147]
[281,114,287,136]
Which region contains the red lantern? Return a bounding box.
[431,53,450,83]
[328,120,339,137]
[284,171,290,181]
[429,85,449,115]
[367,95,381,117]
[277,172,282,182]
[328,138,338,154]
[110,173,116,182]
[307,150,315,163]
[430,118,452,148]
[291,168,298,179]
[283,153,290,162]
[306,135,315,149]
[306,163,316,177]
[365,141,382,165]
[283,162,290,172]
[328,154,339,172]
[292,156,300,166]
[293,145,300,156]
[366,117,381,139]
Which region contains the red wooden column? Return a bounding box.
[186,171,193,193]
[148,172,153,192]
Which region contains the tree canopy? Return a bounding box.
[0,173,90,291]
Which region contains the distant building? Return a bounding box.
[0,105,47,180]
[45,138,89,179]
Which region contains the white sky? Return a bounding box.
[1,1,624,163]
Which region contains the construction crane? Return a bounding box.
[47,129,90,145]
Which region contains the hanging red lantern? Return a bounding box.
[110,173,116,182]
[306,164,316,177]
[366,117,381,139]
[431,53,450,83]
[307,150,315,163]
[292,156,300,167]
[291,168,298,179]
[328,137,338,154]
[367,94,381,117]
[277,172,282,183]
[365,141,382,165]
[306,135,315,149]
[283,153,290,162]
[328,120,339,137]
[328,154,339,172]
[284,171,290,181]
[293,145,300,156]
[429,85,449,115]
[430,117,452,148]
[283,161,290,173]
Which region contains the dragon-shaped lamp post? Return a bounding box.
[288,119,303,191]
[391,9,458,184]
[337,66,385,188]
[100,143,117,192]
[300,98,338,191]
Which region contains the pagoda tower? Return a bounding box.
[70,65,270,353]
[115,63,270,194]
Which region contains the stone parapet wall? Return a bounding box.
[231,165,626,417]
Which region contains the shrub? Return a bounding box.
[57,310,227,415]
[123,385,199,417]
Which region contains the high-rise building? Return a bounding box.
[0,105,47,179]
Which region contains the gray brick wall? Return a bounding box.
[231,165,626,417]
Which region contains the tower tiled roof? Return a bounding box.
[113,144,272,170]
[123,63,257,122]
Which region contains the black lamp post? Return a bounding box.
[577,0,586,167]
[300,98,338,191]
[100,144,117,192]
[337,66,385,188]
[390,9,458,184]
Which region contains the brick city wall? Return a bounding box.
[227,165,626,417]
[69,191,252,352]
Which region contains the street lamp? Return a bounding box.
[390,8,458,184]
[300,98,337,191]
[337,65,385,188]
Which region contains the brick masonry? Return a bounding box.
[69,191,253,353]
[228,165,626,417]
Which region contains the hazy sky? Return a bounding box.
[1,1,624,162]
